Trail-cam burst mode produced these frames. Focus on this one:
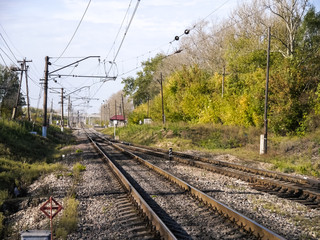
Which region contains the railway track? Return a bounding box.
[85,128,285,240]
[98,133,320,209]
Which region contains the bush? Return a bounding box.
[73,163,86,173]
[55,197,79,239]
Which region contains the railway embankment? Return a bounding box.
[101,122,320,179]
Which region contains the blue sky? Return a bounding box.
[0,0,319,114]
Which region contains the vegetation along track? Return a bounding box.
[86,128,285,240]
[100,133,320,210]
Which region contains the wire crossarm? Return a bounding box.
[50,74,116,80]
[48,56,100,74]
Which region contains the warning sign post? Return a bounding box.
[40,196,63,240]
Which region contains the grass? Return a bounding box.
[0,119,75,238]
[0,158,63,191]
[0,119,75,163]
[72,162,86,182]
[55,196,79,240]
[101,121,320,177]
[54,161,86,239]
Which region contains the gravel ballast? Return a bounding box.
[133,151,320,240]
[5,129,320,239]
[4,130,152,240]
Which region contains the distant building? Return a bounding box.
[110,115,126,127]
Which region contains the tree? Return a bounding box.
[0,65,25,118]
[121,54,165,107]
[263,0,309,57]
[102,90,133,121]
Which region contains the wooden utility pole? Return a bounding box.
[222,66,225,98]
[68,96,71,128]
[12,62,24,120]
[49,99,53,125]
[108,103,110,122]
[42,56,50,137]
[25,65,31,121]
[147,96,150,118]
[262,27,271,154]
[60,88,64,132]
[160,73,165,125]
[103,104,106,125]
[12,58,32,120]
[121,94,125,120]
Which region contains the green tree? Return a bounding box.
[0,65,25,118]
[122,54,165,107]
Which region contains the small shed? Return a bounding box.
[110,115,126,127]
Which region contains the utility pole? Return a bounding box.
[60,88,64,132]
[49,99,53,125]
[42,56,50,137]
[71,100,73,128]
[121,94,125,120]
[100,103,102,126]
[12,58,32,120]
[160,73,165,125]
[108,103,110,123]
[68,96,70,128]
[261,27,271,155]
[103,104,106,126]
[43,55,104,136]
[222,66,225,98]
[12,62,24,120]
[77,111,80,127]
[25,65,31,121]
[147,96,150,118]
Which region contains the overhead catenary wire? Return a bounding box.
[116,1,266,78]
[105,0,134,61]
[107,0,141,76]
[117,0,233,66]
[53,0,92,63]
[87,0,141,104]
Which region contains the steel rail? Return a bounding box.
[85,132,177,240]
[116,142,320,206]
[118,141,320,189]
[109,140,286,240]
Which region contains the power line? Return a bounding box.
[117,1,265,78]
[203,0,232,22]
[118,65,142,77]
[0,52,8,68]
[0,47,19,68]
[107,0,141,75]
[117,0,232,66]
[0,24,24,58]
[54,0,92,63]
[28,75,41,87]
[105,0,133,61]
[0,33,18,62]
